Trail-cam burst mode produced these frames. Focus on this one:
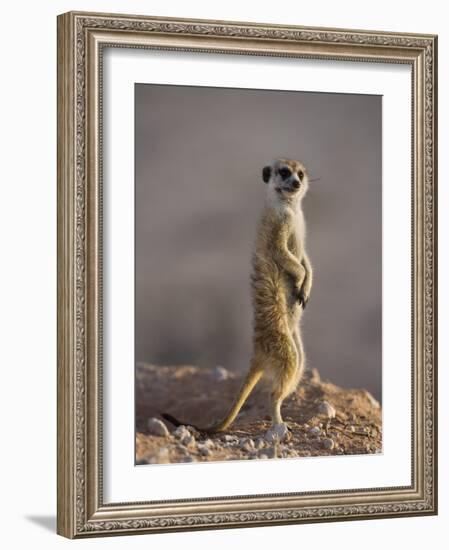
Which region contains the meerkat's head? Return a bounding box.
[262,158,309,205]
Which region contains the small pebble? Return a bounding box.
[211,365,229,381]
[258,453,269,460]
[240,438,255,452]
[317,401,336,419]
[173,425,190,440]
[322,438,335,450]
[308,426,321,436]
[197,444,211,456]
[147,417,170,437]
[254,438,265,450]
[186,425,200,436]
[264,446,277,459]
[181,434,196,448]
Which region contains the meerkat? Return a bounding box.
[163,158,313,433]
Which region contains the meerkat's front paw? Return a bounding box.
[295,286,309,309]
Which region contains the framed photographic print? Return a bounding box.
[57,11,438,538]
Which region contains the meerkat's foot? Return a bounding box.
[265,422,291,443]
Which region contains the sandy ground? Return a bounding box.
[136,363,382,465]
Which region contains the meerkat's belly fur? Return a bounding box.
[250,210,305,422]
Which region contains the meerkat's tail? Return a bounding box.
[160,412,211,433]
[161,363,264,433]
[160,412,186,428]
[211,364,264,432]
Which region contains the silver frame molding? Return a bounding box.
[57,11,438,538]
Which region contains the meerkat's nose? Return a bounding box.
[292,180,300,189]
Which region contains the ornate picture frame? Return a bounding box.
[57,11,437,538]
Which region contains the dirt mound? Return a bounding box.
[136,363,382,464]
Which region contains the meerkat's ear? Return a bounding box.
[262,166,272,183]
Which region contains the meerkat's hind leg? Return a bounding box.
[269,336,301,428]
[270,379,297,426]
[270,390,285,425]
[270,329,305,431]
[292,326,306,383]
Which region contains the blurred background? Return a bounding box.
[135,84,382,400]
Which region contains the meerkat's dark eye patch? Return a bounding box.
[298,170,304,180]
[278,167,291,180]
[262,166,272,183]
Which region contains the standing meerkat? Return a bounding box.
[163,158,313,433]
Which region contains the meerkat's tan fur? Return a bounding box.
[163,158,312,433]
[211,158,313,431]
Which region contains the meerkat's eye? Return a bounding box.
[278,167,291,180]
[298,170,304,180]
